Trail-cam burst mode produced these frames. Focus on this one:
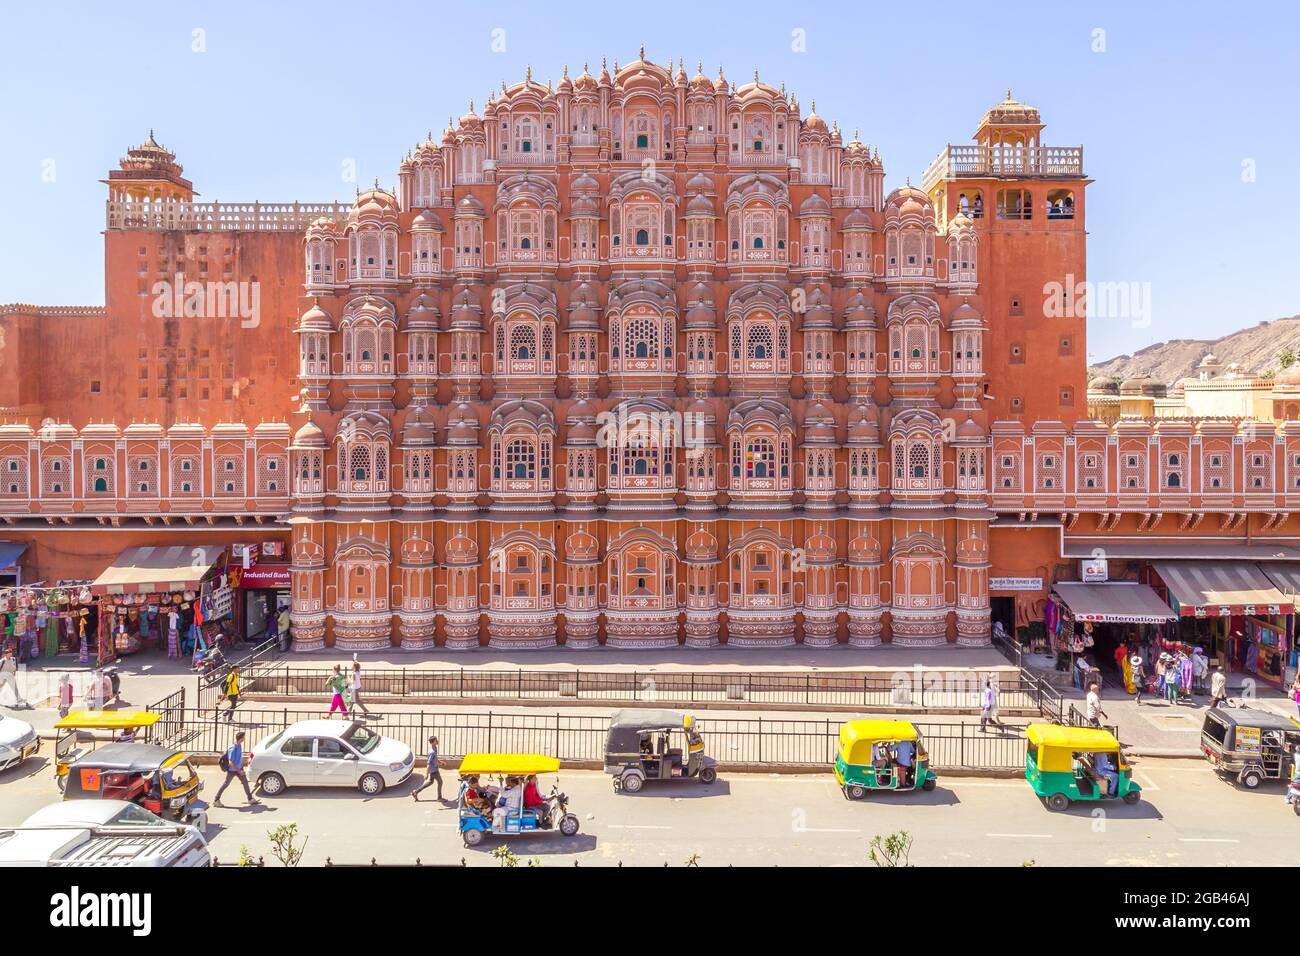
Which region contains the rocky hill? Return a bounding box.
[1090,316,1300,385]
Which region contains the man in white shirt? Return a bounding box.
[492,777,525,830]
[1086,682,1105,727]
[1210,668,1228,709]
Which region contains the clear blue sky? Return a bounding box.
[1,0,1296,363]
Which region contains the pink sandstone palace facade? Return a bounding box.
[4,54,1300,667]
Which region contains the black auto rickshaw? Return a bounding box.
[1200,706,1300,789]
[63,743,206,829]
[604,709,717,792]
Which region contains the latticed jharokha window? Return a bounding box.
[744,439,775,478]
[510,325,536,361]
[908,442,930,480]
[625,317,659,359]
[506,439,535,480]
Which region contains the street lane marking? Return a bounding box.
[986,832,1053,839]
[1177,837,1239,844]
[796,827,861,833]
[607,824,672,830]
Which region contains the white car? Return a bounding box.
[0,800,210,867]
[249,720,414,796]
[0,714,39,772]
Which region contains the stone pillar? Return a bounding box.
[289,612,326,653]
[801,610,840,647]
[684,609,720,648]
[397,612,437,651]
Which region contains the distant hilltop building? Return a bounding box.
[1089,352,1300,422]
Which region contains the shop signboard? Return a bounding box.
[1082,558,1108,582]
[228,564,291,589]
[232,544,260,570]
[990,577,1043,591]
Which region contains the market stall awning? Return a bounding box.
[0,542,26,571]
[1051,582,1178,624]
[1257,563,1300,604]
[1151,560,1293,617]
[91,545,225,595]
[1062,538,1300,561]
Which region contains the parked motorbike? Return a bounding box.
[192,646,225,677]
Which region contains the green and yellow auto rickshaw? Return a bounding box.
[1025,723,1140,811]
[834,719,937,798]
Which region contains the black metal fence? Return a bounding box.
[198,637,282,709]
[231,663,1050,714]
[145,686,187,744]
[1065,702,1119,739]
[991,630,1023,667]
[153,706,1030,772]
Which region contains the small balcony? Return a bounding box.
[922,144,1084,191]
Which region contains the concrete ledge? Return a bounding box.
[1128,747,1204,760]
[241,693,1041,718]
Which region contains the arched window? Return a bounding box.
[506,439,535,480]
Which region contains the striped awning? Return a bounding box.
[1258,563,1300,604]
[1151,560,1293,618]
[91,545,225,596]
[1051,582,1178,624]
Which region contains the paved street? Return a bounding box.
[3,756,1296,867]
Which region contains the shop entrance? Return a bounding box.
[990,596,1015,637]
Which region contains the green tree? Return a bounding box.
[868,831,913,867]
[491,845,519,867]
[266,824,307,867]
[1280,348,1297,370]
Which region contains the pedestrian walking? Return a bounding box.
[1163,654,1180,706]
[0,648,29,709]
[979,677,1003,732]
[1085,682,1106,728]
[1290,674,1300,719]
[349,661,372,717]
[57,673,73,718]
[1192,647,1209,695]
[1209,668,1228,709]
[1130,655,1146,706]
[326,665,349,718]
[412,735,443,802]
[213,731,260,807]
[222,665,241,722]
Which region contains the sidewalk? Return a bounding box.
[1019,650,1297,756]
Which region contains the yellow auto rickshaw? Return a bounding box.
[53,711,162,792]
[1025,723,1140,811]
[834,719,937,798]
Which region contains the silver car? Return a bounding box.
[0,714,39,773]
[249,720,414,796]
